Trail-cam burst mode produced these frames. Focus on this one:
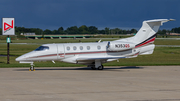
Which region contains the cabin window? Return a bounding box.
[73,46,77,50]
[35,46,49,51]
[87,46,90,50]
[66,46,70,51]
[80,46,83,50]
[97,45,101,50]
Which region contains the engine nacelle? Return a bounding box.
[107,41,135,51]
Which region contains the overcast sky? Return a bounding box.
[0,0,179,30]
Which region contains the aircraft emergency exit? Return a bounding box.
[16,19,174,71]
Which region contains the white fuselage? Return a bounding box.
[16,41,144,65]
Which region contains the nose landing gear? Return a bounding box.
[29,63,35,71]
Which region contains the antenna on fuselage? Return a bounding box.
[98,39,102,43]
[52,60,55,64]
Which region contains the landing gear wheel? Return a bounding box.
[91,67,96,70]
[98,65,104,70]
[88,65,96,70]
[30,65,35,71]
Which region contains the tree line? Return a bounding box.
[0,25,180,36]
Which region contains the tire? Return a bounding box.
[30,66,34,71]
[91,67,96,70]
[98,65,104,70]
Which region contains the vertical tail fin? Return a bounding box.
[134,19,174,48]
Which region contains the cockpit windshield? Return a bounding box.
[35,46,49,51]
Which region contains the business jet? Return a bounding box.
[16,19,174,71]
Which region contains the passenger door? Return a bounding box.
[57,44,65,59]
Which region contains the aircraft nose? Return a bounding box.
[15,56,25,61]
[16,51,35,61]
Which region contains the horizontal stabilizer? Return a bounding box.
[139,50,154,55]
[139,44,155,55]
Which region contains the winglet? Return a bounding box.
[169,19,175,21]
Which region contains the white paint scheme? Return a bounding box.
[16,19,174,70]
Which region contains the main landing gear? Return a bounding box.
[89,65,104,70]
[29,63,35,71]
[88,60,104,70]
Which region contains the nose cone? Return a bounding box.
[16,51,35,62]
[16,56,25,61]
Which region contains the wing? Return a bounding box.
[76,56,126,63]
[77,56,125,60]
[76,52,139,64]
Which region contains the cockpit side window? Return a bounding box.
[35,46,49,51]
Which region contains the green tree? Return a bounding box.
[98,30,105,34]
[171,27,180,33]
[157,29,167,35]
[58,27,64,34]
[88,26,98,34]
[114,28,121,34]
[43,29,52,35]
[130,29,137,34]
[29,28,43,35]
[122,30,127,34]
[52,30,59,35]
[79,25,89,34]
[35,28,43,35]
[105,27,110,34]
[161,29,167,35]
[65,26,79,34]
